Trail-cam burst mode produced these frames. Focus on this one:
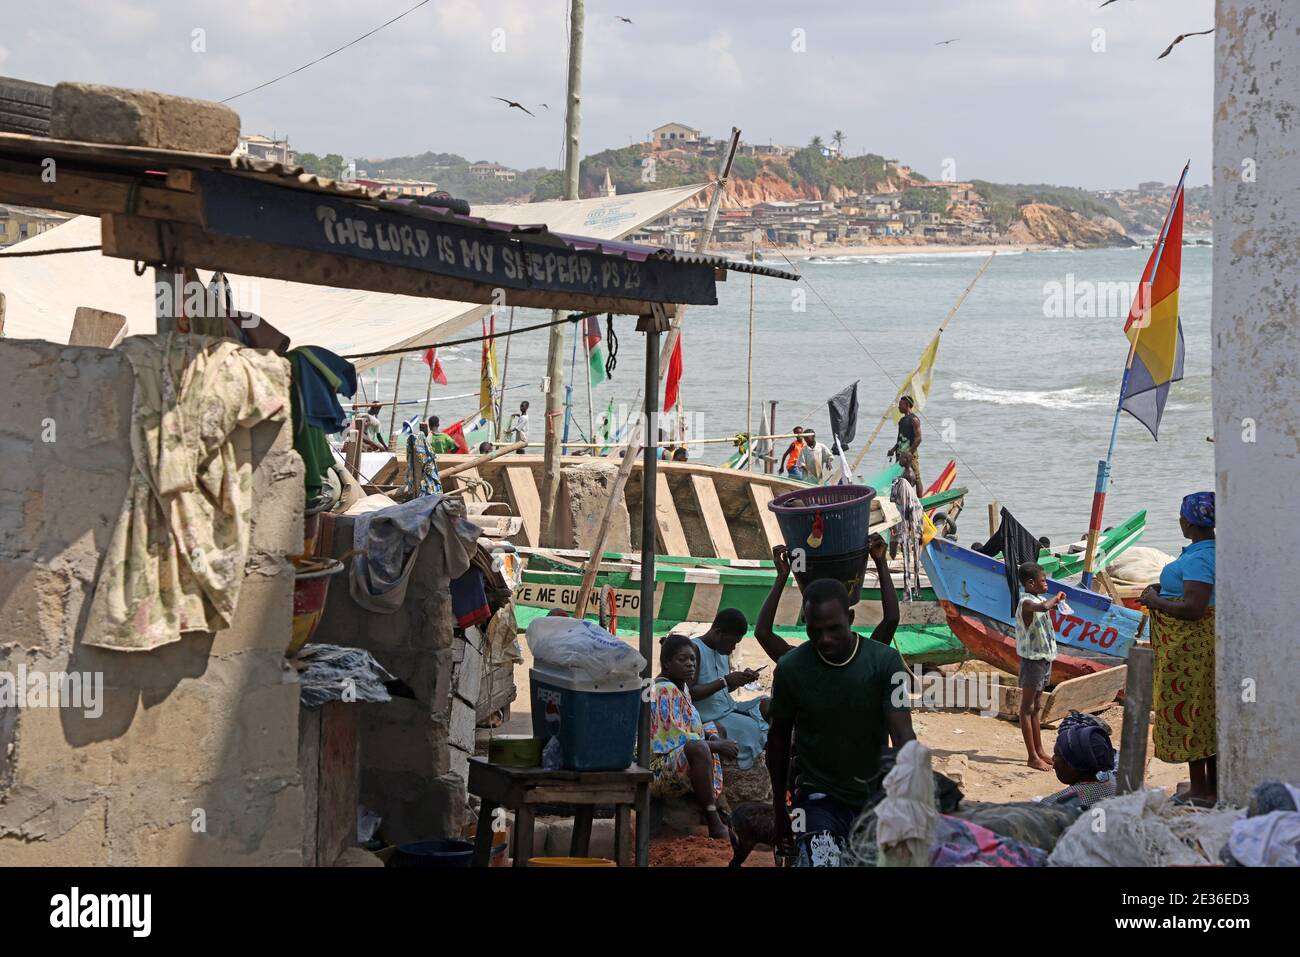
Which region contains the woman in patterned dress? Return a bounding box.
[648,635,737,839]
[1137,491,1217,806]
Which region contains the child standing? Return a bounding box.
[1016,561,1064,771]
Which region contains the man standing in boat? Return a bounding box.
[888,395,923,495]
[507,400,530,452]
[798,429,835,484]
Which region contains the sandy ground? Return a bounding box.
[501,625,1185,866]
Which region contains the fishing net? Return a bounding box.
[1047,788,1243,867]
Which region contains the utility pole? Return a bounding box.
[539,0,584,546]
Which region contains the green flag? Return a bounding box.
[588,341,607,386]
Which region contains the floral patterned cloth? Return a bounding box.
[648,678,723,799]
[86,334,289,651]
[404,431,443,497]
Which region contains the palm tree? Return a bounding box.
[832,130,846,157]
[809,135,825,151]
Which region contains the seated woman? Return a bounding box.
[686,609,770,771]
[1042,711,1118,809]
[649,635,738,839]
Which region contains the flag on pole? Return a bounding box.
[1120,182,1186,439]
[828,381,860,449]
[585,316,608,386]
[663,335,683,412]
[421,347,448,385]
[923,460,957,497]
[887,332,940,423]
[479,315,499,424]
[443,420,471,454]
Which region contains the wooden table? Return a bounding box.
[467,758,651,867]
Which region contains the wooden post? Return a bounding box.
[987,501,1001,537]
[342,427,362,477]
[746,242,755,472]
[767,400,777,473]
[388,356,405,443]
[539,0,585,545]
[1116,642,1154,794]
[571,422,643,618]
[154,266,183,335]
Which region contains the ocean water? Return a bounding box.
[370,244,1214,556]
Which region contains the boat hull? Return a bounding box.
[939,600,1116,683]
[922,538,1144,659]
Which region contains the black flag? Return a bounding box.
[827,381,859,450]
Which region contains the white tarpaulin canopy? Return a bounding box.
[0,184,705,372]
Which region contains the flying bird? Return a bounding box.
[538,103,550,111]
[1158,28,1214,59]
[492,97,535,117]
[935,38,959,46]
[617,16,633,24]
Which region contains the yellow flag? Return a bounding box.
[888,332,940,423]
[480,318,499,424]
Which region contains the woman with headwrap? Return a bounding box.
[1043,711,1118,809]
[1137,491,1217,806]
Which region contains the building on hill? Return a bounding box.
[469,162,517,182]
[352,178,440,197]
[0,204,70,247]
[651,122,701,149]
[599,169,616,198]
[234,133,295,166]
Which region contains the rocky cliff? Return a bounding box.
[1006,203,1134,247]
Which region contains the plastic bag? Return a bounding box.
[525,616,646,683]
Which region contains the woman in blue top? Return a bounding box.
[1137,491,1217,806]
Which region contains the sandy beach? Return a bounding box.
[711,241,1044,262]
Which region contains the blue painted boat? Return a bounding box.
[921,538,1143,659]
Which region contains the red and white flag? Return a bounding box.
[422,347,448,385]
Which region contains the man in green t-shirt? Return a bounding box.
[426,416,460,455]
[756,533,915,867]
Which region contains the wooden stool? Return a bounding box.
[467,758,651,867]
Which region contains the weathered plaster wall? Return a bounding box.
[1212,1,1300,802]
[0,338,305,864]
[315,515,468,844]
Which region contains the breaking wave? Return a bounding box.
[951,381,1114,410]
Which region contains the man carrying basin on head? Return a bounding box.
[755,533,914,867]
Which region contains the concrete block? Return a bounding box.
[0,559,75,653]
[51,83,241,154]
[452,636,484,706]
[559,462,631,552]
[542,816,617,859]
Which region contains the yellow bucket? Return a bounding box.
[527,857,616,867]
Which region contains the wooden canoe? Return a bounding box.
[939,600,1117,684]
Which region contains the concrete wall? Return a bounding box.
[1212,1,1300,802]
[315,513,468,845]
[0,338,305,864]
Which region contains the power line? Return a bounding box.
[343,310,592,360]
[222,0,435,104]
[0,244,101,258]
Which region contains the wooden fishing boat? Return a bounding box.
[921,536,1145,663]
[938,600,1114,683]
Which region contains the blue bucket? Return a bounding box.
[767,484,876,557]
[391,839,475,868]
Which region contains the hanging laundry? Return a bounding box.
[86,334,288,651]
[451,567,491,629]
[288,345,358,433]
[975,507,1043,616]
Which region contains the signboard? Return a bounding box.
[515,581,644,616]
[199,172,718,306]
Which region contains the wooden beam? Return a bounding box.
[571,429,642,618]
[1041,665,1129,725]
[0,161,203,223]
[68,307,127,348]
[440,440,526,479]
[100,214,690,314]
[504,465,543,547]
[747,482,784,554]
[689,473,737,559]
[1116,645,1154,794]
[654,471,690,557]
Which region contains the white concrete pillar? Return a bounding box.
[1212,0,1300,803]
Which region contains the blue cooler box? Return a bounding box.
[529,665,640,771]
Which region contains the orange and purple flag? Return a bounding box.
[1120,180,1185,438]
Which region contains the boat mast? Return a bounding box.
[746,241,756,471]
[539,0,584,545]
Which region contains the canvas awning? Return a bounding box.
[0,183,711,371]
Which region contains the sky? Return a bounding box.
[0,0,1215,189]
